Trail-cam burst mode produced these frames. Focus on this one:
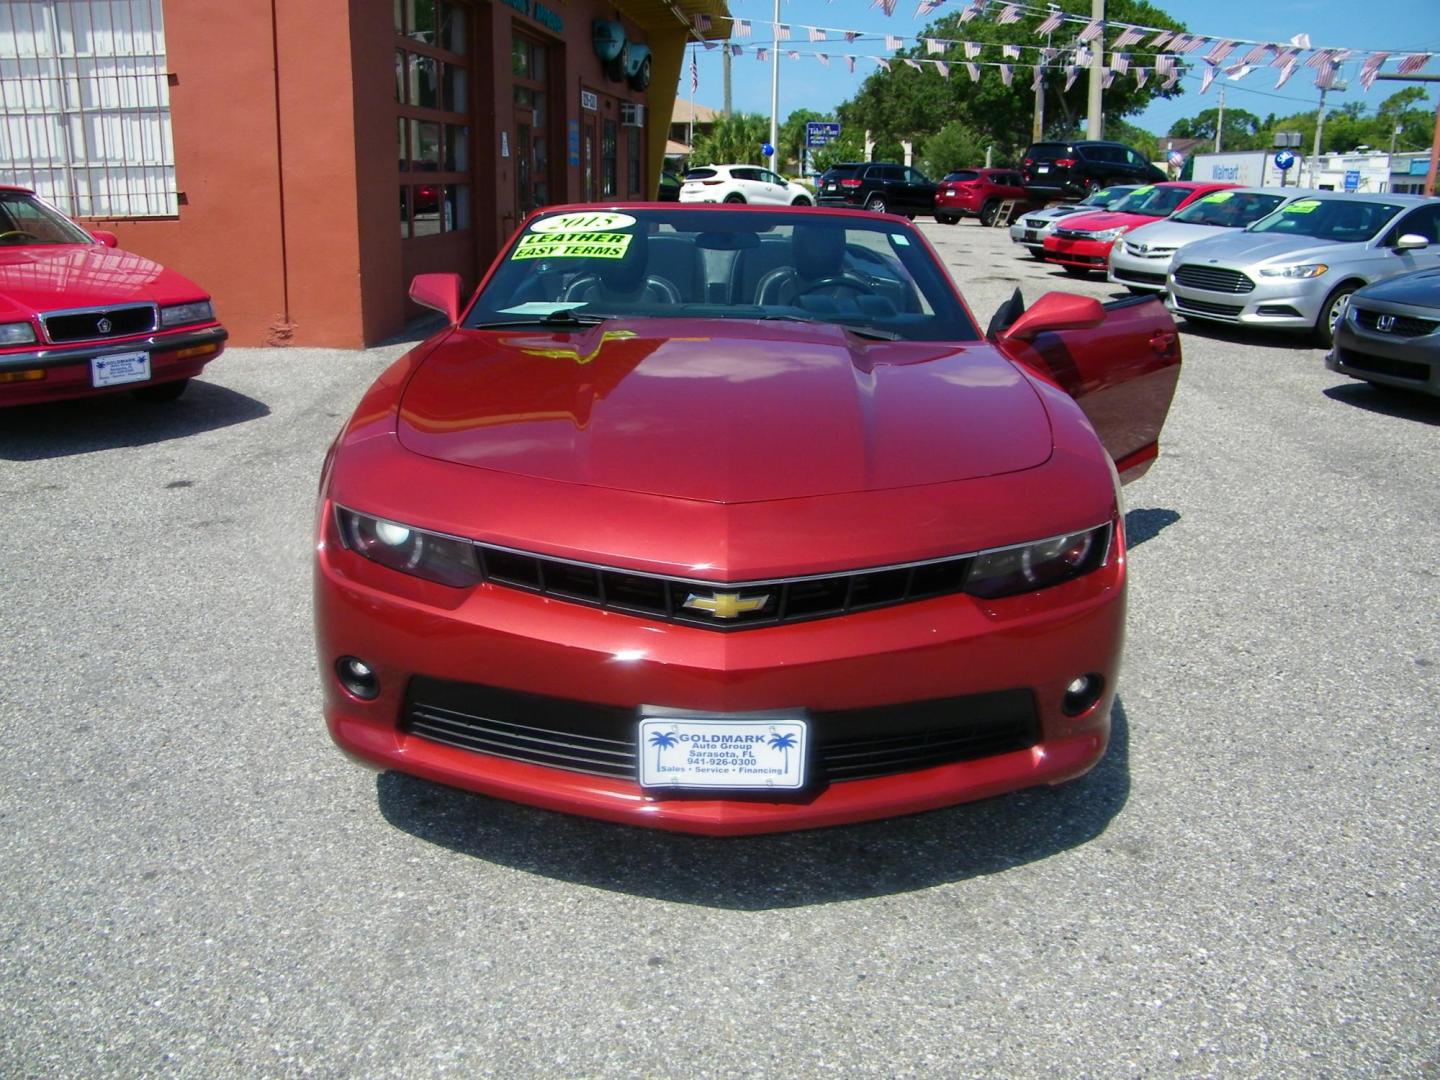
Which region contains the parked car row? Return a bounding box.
[1009,181,1440,392]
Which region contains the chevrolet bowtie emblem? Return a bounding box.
[683,591,770,619]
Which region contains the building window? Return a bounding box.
[396,0,472,239]
[0,0,176,217]
[602,118,617,198]
[626,125,641,196]
[513,34,549,214]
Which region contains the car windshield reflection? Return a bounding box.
[464,207,980,342]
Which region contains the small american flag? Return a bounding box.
[690,50,698,91]
[959,2,983,24]
[1035,11,1063,36]
[729,44,742,57]
[1206,40,1236,65]
[846,55,856,73]
[926,38,945,55]
[874,57,891,71]
[904,58,922,70]
[1077,20,1102,44]
[1275,59,1297,89]
[964,41,981,60]
[816,53,830,67]
[775,24,791,41]
[1199,63,1217,94]
[1147,31,1174,50]
[1002,44,1020,60]
[1314,61,1338,89]
[996,4,1022,25]
[734,19,751,38]
[886,35,903,50]
[1242,43,1270,66]
[965,61,980,82]
[1134,67,1148,87]
[1114,27,1144,49]
[1185,38,1210,55]
[808,27,826,43]
[756,47,767,62]
[1064,65,1078,91]
[935,60,950,77]
[999,63,1013,86]
[1102,68,1116,89]
[1111,52,1129,75]
[1358,53,1389,90]
[786,50,799,60]
[1397,53,1432,75]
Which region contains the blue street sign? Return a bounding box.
[1344,169,1360,192]
[1274,149,1296,171]
[805,122,841,148]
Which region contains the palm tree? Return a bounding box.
[648,730,678,772]
[768,732,797,772]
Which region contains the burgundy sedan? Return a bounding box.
[315,204,1180,835]
[0,186,226,407]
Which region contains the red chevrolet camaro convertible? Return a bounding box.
[315,204,1180,835]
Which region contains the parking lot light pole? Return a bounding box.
[768,0,780,164]
[1086,0,1104,139]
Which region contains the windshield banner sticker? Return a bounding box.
[1130,185,1154,196]
[530,211,637,234]
[1284,200,1320,214]
[512,232,633,260]
[1201,191,1234,203]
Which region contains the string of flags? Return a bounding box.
[688,3,1431,95]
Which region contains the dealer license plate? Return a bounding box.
[1023,229,1038,242]
[1036,164,1050,174]
[91,351,150,388]
[638,715,807,790]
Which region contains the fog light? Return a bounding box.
[336,656,380,700]
[1062,674,1104,716]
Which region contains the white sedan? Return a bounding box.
[679,165,814,206]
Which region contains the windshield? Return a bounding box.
[1172,190,1286,227]
[466,207,979,342]
[0,191,94,245]
[1113,185,1191,216]
[1090,185,1137,208]
[1247,198,1405,242]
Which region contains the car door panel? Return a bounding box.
[998,295,1181,482]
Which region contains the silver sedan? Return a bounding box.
[1008,186,1137,257]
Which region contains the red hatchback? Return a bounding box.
[1042,182,1236,275]
[934,168,1031,226]
[315,204,1182,835]
[0,186,226,407]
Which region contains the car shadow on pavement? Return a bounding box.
[1323,382,1440,426]
[1172,318,1317,353]
[375,700,1132,910]
[1125,507,1180,547]
[0,380,269,461]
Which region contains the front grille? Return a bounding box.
[1115,268,1167,285]
[1255,305,1302,317]
[1175,296,1244,318]
[1053,228,1090,240]
[43,304,156,343]
[472,541,974,631]
[1336,349,1430,382]
[402,677,1039,784]
[1353,308,1439,337]
[1173,265,1255,294]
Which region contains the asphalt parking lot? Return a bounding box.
[2,218,1437,1077]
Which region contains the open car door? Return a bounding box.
[994,292,1181,484]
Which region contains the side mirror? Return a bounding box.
[89,229,119,248]
[409,272,463,324]
[999,291,1106,342]
[1394,233,1429,252]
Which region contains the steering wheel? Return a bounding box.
[559,274,682,305]
[793,273,878,298]
[0,230,40,243]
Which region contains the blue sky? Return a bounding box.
[676,0,1440,137]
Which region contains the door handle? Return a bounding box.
[1149,330,1177,355]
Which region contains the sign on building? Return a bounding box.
[805,122,841,148]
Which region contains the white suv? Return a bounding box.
[679,165,814,206]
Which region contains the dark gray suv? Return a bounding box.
[1021,141,1165,198]
[816,162,938,217]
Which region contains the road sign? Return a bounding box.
[1344,169,1360,192]
[1274,149,1297,171]
[806,122,841,148]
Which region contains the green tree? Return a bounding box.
[1109,118,1162,162]
[1255,87,1439,155]
[811,127,866,172]
[1168,107,1265,150]
[837,0,1186,162]
[921,121,990,176]
[690,112,771,166]
[779,108,831,174]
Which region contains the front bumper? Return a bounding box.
[1043,236,1114,270]
[816,193,863,209]
[1166,268,1328,329]
[0,324,228,406]
[1108,247,1173,292]
[316,506,1127,835]
[1327,310,1440,397]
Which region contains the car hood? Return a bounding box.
[1057,210,1159,233]
[396,319,1053,504]
[1353,266,1440,307]
[1177,231,1357,268]
[0,243,207,319]
[1122,220,1229,247]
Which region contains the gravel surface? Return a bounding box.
[2,218,1436,1078]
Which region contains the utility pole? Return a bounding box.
[1312,80,1347,163]
[1033,68,1045,141]
[1215,87,1225,153]
[723,47,732,116]
[1086,0,1104,139]
[768,0,780,164]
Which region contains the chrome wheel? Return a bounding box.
[865,195,887,214]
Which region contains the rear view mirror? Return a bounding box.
[409,272,463,324]
[1394,233,1429,251]
[89,229,119,248]
[999,292,1106,342]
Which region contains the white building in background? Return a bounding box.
[1189,149,1433,194]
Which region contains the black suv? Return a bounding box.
[1020,141,1165,198]
[816,162,938,217]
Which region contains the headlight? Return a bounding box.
[964,524,1112,600]
[336,509,483,588]
[1092,227,1129,241]
[159,300,215,327]
[0,321,37,345]
[1258,263,1328,279]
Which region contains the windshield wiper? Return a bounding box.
[469,309,607,330]
[757,314,901,340]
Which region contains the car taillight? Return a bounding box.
[1054,158,1077,167]
[1023,158,1033,166]
[840,178,861,188]
[701,180,723,186]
